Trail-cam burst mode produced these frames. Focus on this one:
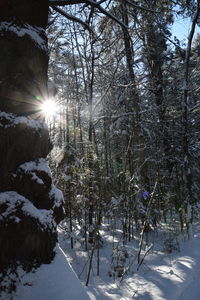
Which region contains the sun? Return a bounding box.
[41,99,59,117]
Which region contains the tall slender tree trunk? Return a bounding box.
[182,0,200,234]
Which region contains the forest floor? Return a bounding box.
[11,219,200,300]
[60,220,200,300]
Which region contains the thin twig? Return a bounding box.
[137,179,158,265]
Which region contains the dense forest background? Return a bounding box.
[1,0,200,296]
[47,0,200,256]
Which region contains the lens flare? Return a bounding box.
[41,99,59,117]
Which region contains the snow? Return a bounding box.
[14,116,47,130]
[2,222,200,299]
[49,184,64,208]
[62,174,71,182]
[14,246,90,300]
[16,160,65,210]
[18,158,52,178]
[0,22,47,52]
[59,222,200,300]
[0,111,47,130]
[0,191,55,230]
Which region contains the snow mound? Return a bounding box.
[15,246,91,300]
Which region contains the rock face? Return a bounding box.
[0,113,65,292]
[0,1,65,295]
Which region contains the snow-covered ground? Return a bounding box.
[8,222,200,300]
[60,222,200,300]
[14,246,90,300]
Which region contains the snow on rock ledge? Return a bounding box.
[19,158,51,177]
[0,112,52,178]
[0,111,47,130]
[17,158,52,186]
[13,159,65,223]
[0,22,48,52]
[0,191,56,230]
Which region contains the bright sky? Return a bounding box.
[172,15,200,43]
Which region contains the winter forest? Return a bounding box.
[0,0,200,299]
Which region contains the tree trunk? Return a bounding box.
[0,0,64,294]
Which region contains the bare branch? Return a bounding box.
[50,0,128,30]
[51,5,94,33]
[49,0,85,5]
[49,0,160,13]
[125,0,160,14]
[49,0,108,5]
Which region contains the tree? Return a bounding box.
[0,0,135,294]
[2,1,199,293]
